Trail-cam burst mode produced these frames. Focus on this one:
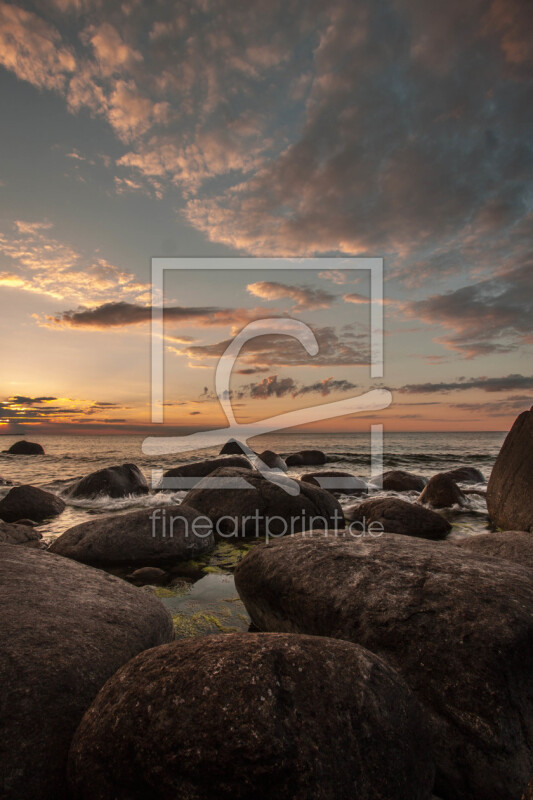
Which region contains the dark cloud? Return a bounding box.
[203,374,359,400]
[186,325,369,367]
[247,281,336,311]
[397,373,533,393]
[400,261,533,357]
[8,396,57,404]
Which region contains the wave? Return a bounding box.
[63,490,187,513]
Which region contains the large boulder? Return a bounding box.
[0,485,65,523]
[235,532,533,800]
[67,464,148,500]
[254,450,287,471]
[182,467,343,539]
[0,544,174,800]
[453,531,533,566]
[487,408,533,531]
[49,505,214,566]
[285,449,326,467]
[418,473,466,509]
[0,520,43,548]
[442,466,484,484]
[67,633,434,800]
[6,440,44,455]
[219,439,249,455]
[346,496,451,540]
[160,455,252,490]
[370,469,426,491]
[301,470,367,496]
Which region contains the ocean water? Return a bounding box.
[0,431,505,636]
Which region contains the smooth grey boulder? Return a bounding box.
[182,467,343,539]
[453,530,533,566]
[67,464,148,499]
[301,470,367,496]
[160,455,252,490]
[346,496,451,540]
[49,505,214,566]
[0,544,174,800]
[418,473,466,509]
[442,466,484,484]
[370,469,426,491]
[67,633,434,800]
[6,440,44,455]
[487,407,533,531]
[0,485,65,523]
[0,520,43,548]
[235,531,533,800]
[285,449,326,467]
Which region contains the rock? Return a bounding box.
[182,467,344,539]
[487,408,533,531]
[0,520,43,547]
[255,450,287,471]
[67,633,435,800]
[301,470,367,496]
[346,496,451,540]
[453,531,533,566]
[418,473,466,509]
[523,777,533,800]
[6,440,44,455]
[160,455,252,490]
[125,566,168,585]
[285,449,326,467]
[0,544,174,800]
[370,469,426,491]
[67,463,148,499]
[0,476,13,485]
[12,518,38,526]
[219,439,249,455]
[442,466,485,484]
[49,505,214,566]
[0,485,65,524]
[235,531,533,800]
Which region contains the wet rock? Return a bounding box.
[0,544,174,800]
[125,566,168,585]
[160,455,252,490]
[370,469,426,491]
[67,463,148,499]
[418,473,466,509]
[0,520,43,547]
[301,470,367,496]
[0,485,65,524]
[0,476,13,486]
[487,407,533,532]
[442,466,485,484]
[285,449,326,467]
[255,450,287,471]
[346,496,450,540]
[235,531,533,800]
[49,505,214,566]
[219,439,249,455]
[453,530,533,566]
[6,440,44,455]
[182,466,343,539]
[67,633,435,800]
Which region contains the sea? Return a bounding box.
[0,431,505,637]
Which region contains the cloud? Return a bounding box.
[343,292,369,304]
[247,281,335,311]
[0,394,129,424]
[45,301,270,330]
[0,2,75,91]
[82,22,143,77]
[397,373,533,394]
[203,374,359,400]
[184,324,369,367]
[0,221,151,304]
[399,261,533,357]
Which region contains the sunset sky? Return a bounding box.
[0,0,531,433]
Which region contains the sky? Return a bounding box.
[0,0,531,434]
